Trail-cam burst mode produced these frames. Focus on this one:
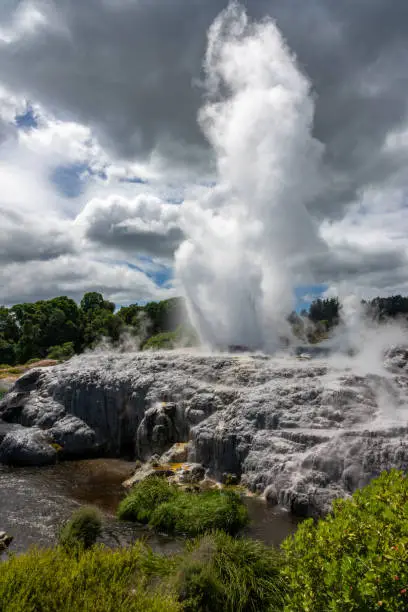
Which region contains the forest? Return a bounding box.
[1,293,408,365]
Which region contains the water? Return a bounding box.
[0,459,299,556]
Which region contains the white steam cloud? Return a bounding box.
[175,2,328,351]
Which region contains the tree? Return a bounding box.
[0,339,16,365]
[80,292,105,314]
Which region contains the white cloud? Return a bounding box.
[0,0,408,312]
[76,193,183,258]
[0,255,174,306]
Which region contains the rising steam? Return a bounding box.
[175,2,328,352]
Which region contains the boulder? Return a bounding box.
[0,428,57,466]
[179,463,206,484]
[136,402,184,460]
[159,442,189,464]
[48,415,100,458]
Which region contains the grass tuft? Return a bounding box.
[118,477,249,537]
[117,477,178,523]
[58,506,102,553]
[172,531,285,611]
[0,542,181,612]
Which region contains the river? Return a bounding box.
[0,459,299,555]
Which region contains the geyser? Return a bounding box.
[175,2,327,352]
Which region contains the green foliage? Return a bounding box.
[173,531,285,611]
[0,338,16,365]
[80,292,106,313]
[11,296,80,363]
[0,294,192,366]
[118,477,178,523]
[58,507,102,553]
[47,342,75,361]
[0,542,181,612]
[3,473,408,612]
[142,330,180,350]
[151,489,249,537]
[308,297,340,328]
[282,469,408,611]
[142,325,199,351]
[118,478,249,537]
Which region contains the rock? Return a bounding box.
[0,531,13,553]
[221,472,240,486]
[1,346,408,516]
[0,428,57,466]
[159,442,189,464]
[199,478,219,491]
[179,463,205,484]
[122,463,174,488]
[48,415,100,458]
[136,402,185,460]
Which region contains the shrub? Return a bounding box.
[282,469,408,611]
[142,331,180,351]
[47,342,75,361]
[117,477,178,523]
[0,339,16,366]
[150,489,249,537]
[172,531,285,611]
[142,325,199,351]
[58,507,102,553]
[0,542,181,612]
[118,478,249,537]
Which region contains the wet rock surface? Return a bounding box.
[1,348,408,516]
[0,531,13,554]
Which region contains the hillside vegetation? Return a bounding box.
[1,471,407,611]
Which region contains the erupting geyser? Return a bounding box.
[175,2,327,352]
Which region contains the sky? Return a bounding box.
[1,0,408,311]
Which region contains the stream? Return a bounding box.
[0,459,299,555]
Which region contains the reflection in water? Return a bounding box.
[0,459,299,556]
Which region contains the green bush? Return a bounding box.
[118,478,249,537]
[0,542,181,612]
[172,531,285,611]
[47,342,75,361]
[58,507,102,553]
[151,489,249,537]
[282,469,408,611]
[117,477,178,523]
[142,330,180,351]
[0,339,16,365]
[142,325,199,351]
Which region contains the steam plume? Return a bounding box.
[175,2,327,351]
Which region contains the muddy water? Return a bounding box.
[0,459,299,556]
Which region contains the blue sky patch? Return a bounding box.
[294,284,327,312]
[15,108,38,130]
[50,163,89,198]
[131,256,174,288]
[119,176,147,184]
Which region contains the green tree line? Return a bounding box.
[0,293,189,365]
[291,294,408,333]
[2,292,408,365]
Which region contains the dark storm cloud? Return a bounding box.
[0,0,407,219]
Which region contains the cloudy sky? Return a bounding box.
[1,0,408,309]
